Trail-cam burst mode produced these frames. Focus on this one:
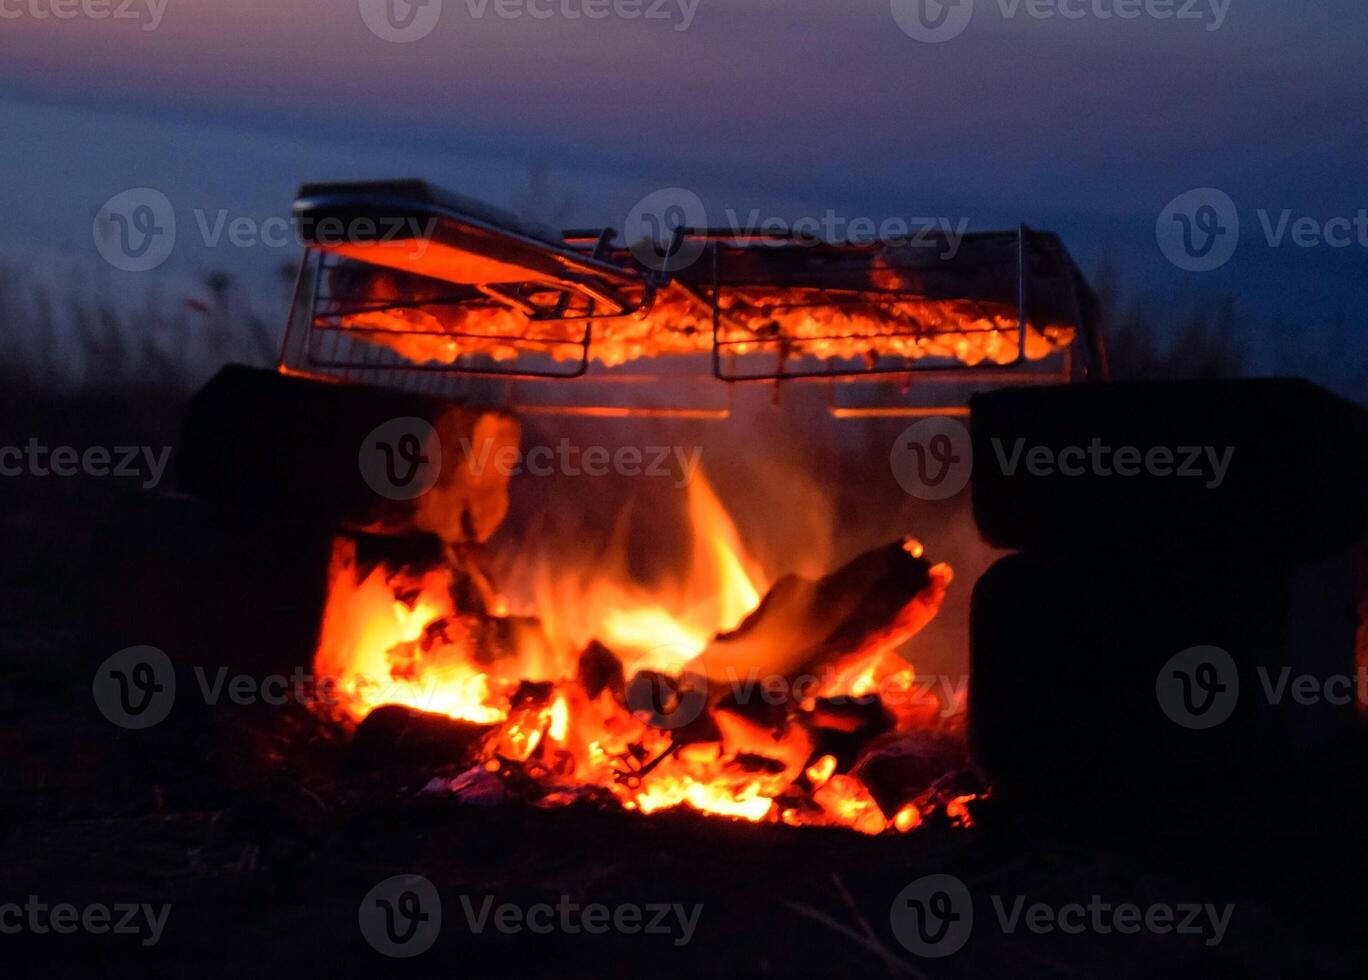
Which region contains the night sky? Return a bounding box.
[2,0,1365,393]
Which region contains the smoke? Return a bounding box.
[483,366,993,678]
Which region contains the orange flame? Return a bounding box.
[313,471,970,833]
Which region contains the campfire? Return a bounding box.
[313,468,967,835]
[148,179,1108,838]
[39,174,1366,977]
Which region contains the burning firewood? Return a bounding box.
[315,477,961,833]
[578,541,953,821]
[805,696,896,772]
[349,704,493,771]
[695,538,952,703]
[849,732,969,816]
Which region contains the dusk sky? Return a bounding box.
[2,0,1365,391]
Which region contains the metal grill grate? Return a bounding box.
[276,181,1108,413]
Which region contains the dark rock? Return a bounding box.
[971,378,1368,557]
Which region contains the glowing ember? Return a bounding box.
[893,803,923,833]
[806,754,837,788]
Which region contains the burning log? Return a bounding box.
[850,732,968,815]
[697,538,952,699]
[710,693,812,787]
[713,683,789,731]
[509,680,555,709]
[349,704,492,771]
[601,540,950,798]
[807,696,894,738]
[805,696,896,771]
[809,775,888,835]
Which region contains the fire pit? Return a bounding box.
[45,181,1368,976]
[279,180,1117,833]
[90,179,1107,840]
